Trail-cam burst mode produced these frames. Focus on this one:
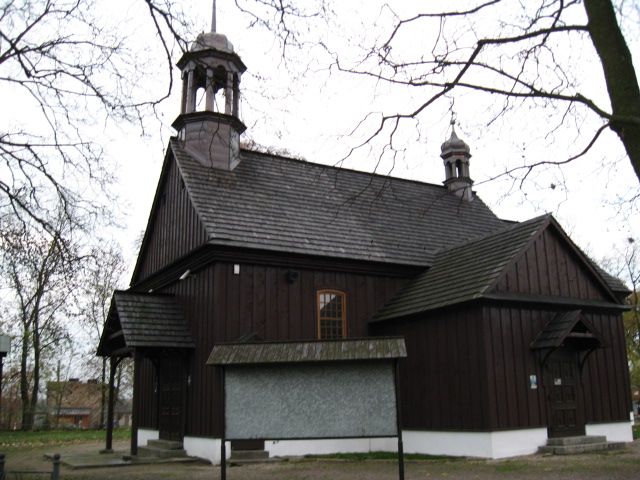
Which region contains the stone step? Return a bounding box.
[539,441,626,455]
[227,457,282,466]
[137,445,188,458]
[229,450,269,460]
[147,439,184,450]
[546,435,606,446]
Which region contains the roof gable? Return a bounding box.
[131,148,208,284]
[491,217,617,303]
[372,214,621,322]
[170,138,506,267]
[373,215,550,321]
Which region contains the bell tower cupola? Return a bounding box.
[440,119,473,201]
[172,2,246,170]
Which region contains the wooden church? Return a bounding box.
[97,20,633,462]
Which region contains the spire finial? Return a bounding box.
[450,109,457,136]
[211,0,217,33]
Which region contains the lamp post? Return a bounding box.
[0,334,11,425]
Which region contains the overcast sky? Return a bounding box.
[111,0,640,283]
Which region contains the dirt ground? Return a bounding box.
[1,439,640,479]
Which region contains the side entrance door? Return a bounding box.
[157,356,187,441]
[544,348,585,438]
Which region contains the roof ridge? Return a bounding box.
[171,136,465,193]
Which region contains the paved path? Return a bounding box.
[1,439,639,479]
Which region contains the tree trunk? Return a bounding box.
[20,330,32,431]
[100,357,106,429]
[30,324,40,431]
[583,0,640,182]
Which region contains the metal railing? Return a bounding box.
[0,453,60,480]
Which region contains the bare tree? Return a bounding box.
[230,0,640,187]
[0,0,192,237]
[76,242,126,429]
[0,213,82,430]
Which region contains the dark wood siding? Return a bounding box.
[493,228,610,301]
[135,156,208,283]
[137,357,158,429]
[371,302,631,434]
[482,305,631,431]
[136,259,408,437]
[372,306,491,431]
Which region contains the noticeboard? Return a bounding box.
[225,361,397,440]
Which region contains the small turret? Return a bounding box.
[171,5,246,170]
[441,122,473,201]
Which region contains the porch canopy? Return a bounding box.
[530,310,604,352]
[530,309,605,374]
[97,290,194,453]
[98,290,195,357]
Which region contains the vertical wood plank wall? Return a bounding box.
[494,229,611,301]
[372,304,630,433]
[482,305,631,430]
[136,260,407,436]
[371,306,491,431]
[135,158,208,282]
[136,357,157,428]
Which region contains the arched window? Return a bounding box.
[455,159,463,177]
[317,290,346,339]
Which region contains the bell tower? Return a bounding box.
[440,120,473,201]
[172,3,246,170]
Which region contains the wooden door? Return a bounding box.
[545,348,585,438]
[158,357,187,441]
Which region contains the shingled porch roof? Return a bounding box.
[530,310,604,350]
[97,291,195,357]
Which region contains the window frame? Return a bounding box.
[316,289,347,340]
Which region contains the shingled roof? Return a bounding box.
[207,337,407,365]
[530,310,603,350]
[97,291,195,356]
[169,138,506,267]
[372,215,551,321]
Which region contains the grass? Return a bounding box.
[304,451,462,462]
[0,428,130,450]
[633,424,640,440]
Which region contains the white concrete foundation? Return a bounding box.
[586,421,634,443]
[137,428,159,446]
[146,426,628,461]
[265,437,397,457]
[183,436,230,464]
[263,428,548,459]
[402,429,548,459]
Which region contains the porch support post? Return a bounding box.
[131,349,140,455]
[394,359,405,480]
[104,356,120,453]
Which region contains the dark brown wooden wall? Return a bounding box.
[136,259,407,435]
[371,306,491,431]
[136,357,157,429]
[493,228,610,301]
[135,156,208,283]
[482,305,631,430]
[371,303,631,434]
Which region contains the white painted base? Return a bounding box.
[403,429,548,459]
[586,421,634,443]
[143,423,636,462]
[183,436,230,465]
[137,428,159,446]
[265,437,397,457]
[266,428,548,460]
